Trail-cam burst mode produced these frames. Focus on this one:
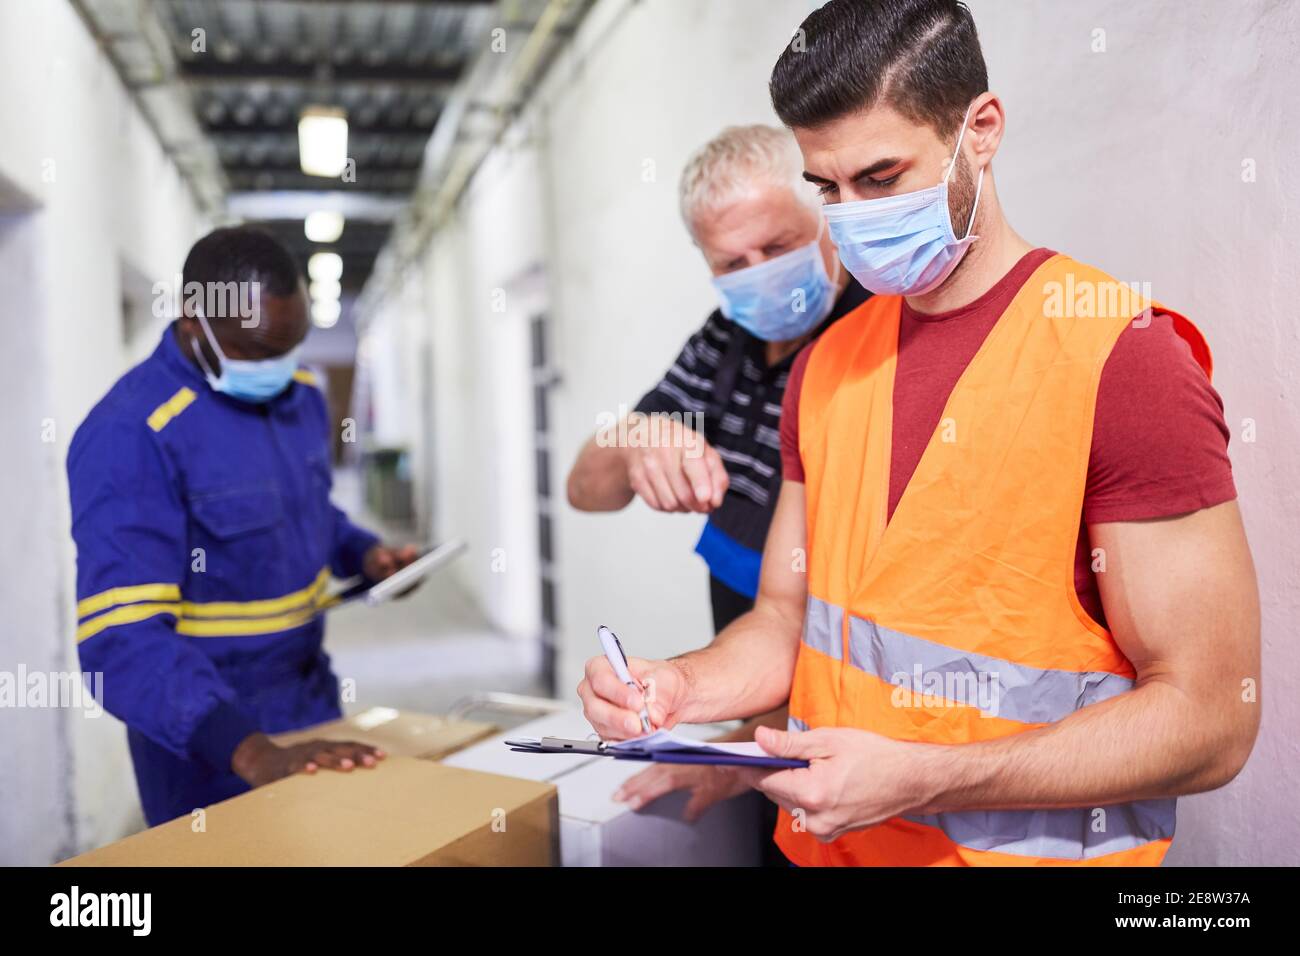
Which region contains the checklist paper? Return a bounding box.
[607,728,773,758]
[505,727,809,768]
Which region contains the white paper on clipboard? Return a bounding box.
[357,538,468,606]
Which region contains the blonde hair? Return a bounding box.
[679,125,818,238]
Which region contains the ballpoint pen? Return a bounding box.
[597,625,653,734]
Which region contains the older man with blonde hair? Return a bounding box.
[565,125,868,849]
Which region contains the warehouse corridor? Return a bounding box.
[1,0,1298,878]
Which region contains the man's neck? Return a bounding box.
[766,336,807,366]
[905,201,1034,317]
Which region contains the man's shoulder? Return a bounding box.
[287,367,330,422]
[71,351,195,461]
[1113,308,1201,358]
[675,308,740,369]
[1103,306,1213,396]
[1086,308,1233,523]
[694,307,736,346]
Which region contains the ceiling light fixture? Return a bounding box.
[311,298,341,329]
[298,106,348,177]
[307,252,343,283]
[304,210,345,243]
[309,278,342,301]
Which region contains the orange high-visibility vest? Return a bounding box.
[776,254,1212,867]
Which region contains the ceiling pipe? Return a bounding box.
[68,0,228,218]
[424,0,574,229]
[355,0,594,320]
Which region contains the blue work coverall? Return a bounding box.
[67,325,379,826]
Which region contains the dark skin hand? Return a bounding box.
[231,733,386,788]
[362,543,421,587]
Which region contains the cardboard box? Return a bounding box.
[443,710,763,866]
[270,707,497,761]
[60,757,558,867]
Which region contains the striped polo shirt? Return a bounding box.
[635,279,870,592]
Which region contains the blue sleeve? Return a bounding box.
[68,414,259,771]
[331,504,380,580]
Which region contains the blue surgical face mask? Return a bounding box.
[711,225,840,342]
[824,103,984,297]
[191,308,301,404]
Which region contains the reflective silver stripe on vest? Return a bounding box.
[903,799,1176,860]
[847,615,1135,725]
[788,716,809,733]
[802,595,842,660]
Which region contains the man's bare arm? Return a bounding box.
[912,500,1260,812]
[566,414,729,513]
[566,432,636,512]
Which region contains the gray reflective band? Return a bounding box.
[788,716,810,733]
[800,599,1171,858]
[848,615,1135,725]
[904,799,1176,860]
[802,595,843,660]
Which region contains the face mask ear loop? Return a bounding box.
[943,101,985,241]
[962,166,985,240]
[942,102,976,187]
[192,304,226,381]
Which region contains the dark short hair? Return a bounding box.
[770,0,988,137]
[182,226,302,301]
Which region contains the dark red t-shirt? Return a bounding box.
[780,248,1237,629]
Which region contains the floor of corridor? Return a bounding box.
[324,467,551,722]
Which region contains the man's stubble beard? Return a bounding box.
[944,150,981,284]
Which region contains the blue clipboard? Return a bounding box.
[504,736,808,770]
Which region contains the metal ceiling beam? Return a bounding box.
[227,191,409,222]
[177,59,467,85]
[206,122,435,138]
[224,158,421,173]
[225,171,418,193]
[172,75,458,95]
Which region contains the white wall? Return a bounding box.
[365,0,1298,865]
[968,0,1300,868]
[0,0,207,860]
[420,135,547,638]
[0,204,74,867]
